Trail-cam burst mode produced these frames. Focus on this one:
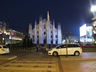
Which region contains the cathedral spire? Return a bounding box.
[28,23,33,39]
[39,16,42,21]
[53,20,55,26]
[35,20,37,25]
[47,11,50,21]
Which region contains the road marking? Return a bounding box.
[0,56,17,60]
[0,60,60,72]
[13,60,57,62]
[0,67,56,71]
[8,56,17,60]
[2,63,56,67]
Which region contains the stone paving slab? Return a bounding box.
[61,61,96,72]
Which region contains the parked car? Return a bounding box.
[81,44,96,48]
[0,45,10,54]
[48,44,82,56]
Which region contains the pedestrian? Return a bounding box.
[36,44,39,52]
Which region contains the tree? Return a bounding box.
[64,29,71,57]
[64,29,71,43]
[22,34,33,48]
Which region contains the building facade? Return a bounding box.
[0,21,24,44]
[91,18,96,43]
[29,11,62,45]
[69,36,80,43]
[80,24,93,43]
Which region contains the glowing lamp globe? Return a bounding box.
[91,5,96,12]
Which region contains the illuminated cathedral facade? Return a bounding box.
[29,11,62,45]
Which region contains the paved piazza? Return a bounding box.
[0,54,60,72]
[0,52,96,72]
[61,61,96,72]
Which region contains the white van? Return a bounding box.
[0,45,10,54]
[48,44,82,56]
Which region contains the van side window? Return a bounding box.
[67,44,80,47]
[67,44,73,47]
[60,45,66,48]
[74,45,80,47]
[57,45,66,49]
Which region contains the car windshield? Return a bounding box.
[66,44,80,47]
[3,46,8,48]
[56,45,66,48]
[0,46,2,48]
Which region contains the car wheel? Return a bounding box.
[74,51,80,56]
[53,52,58,56]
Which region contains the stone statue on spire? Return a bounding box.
[47,11,50,21]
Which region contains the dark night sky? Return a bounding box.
[0,0,91,36]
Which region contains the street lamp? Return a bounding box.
[91,5,96,12]
[91,5,96,17]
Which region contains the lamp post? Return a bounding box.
[91,5,96,17]
[91,5,96,12]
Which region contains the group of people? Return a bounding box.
[36,44,52,52]
[36,44,39,52]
